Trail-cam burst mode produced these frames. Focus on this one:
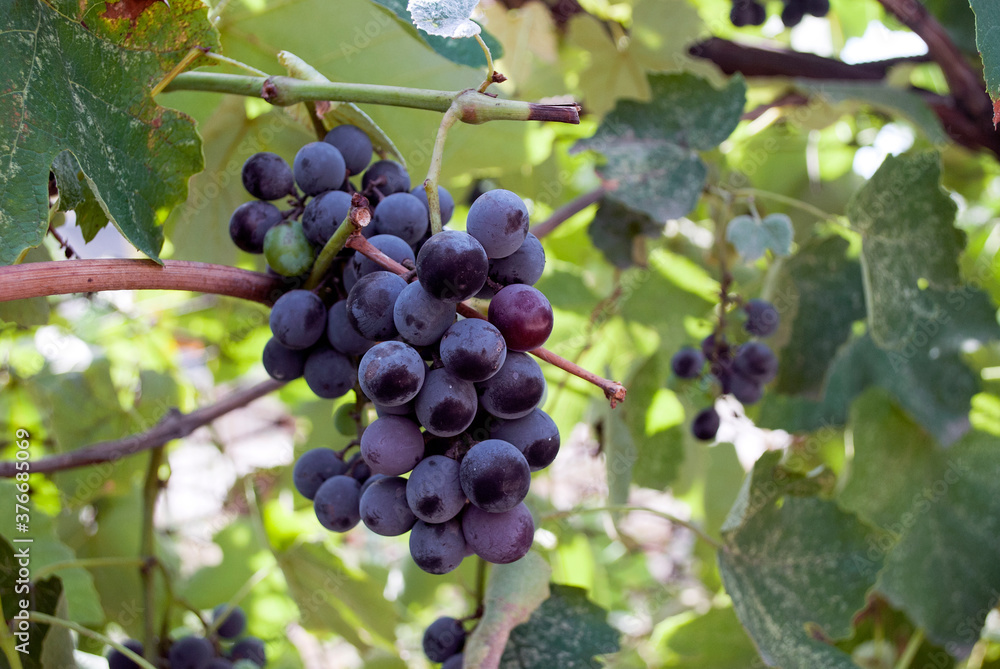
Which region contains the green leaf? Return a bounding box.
[846,153,964,350]
[795,81,948,144]
[971,0,1000,101]
[368,0,503,68]
[498,584,620,669]
[874,429,1000,652]
[586,198,661,269]
[725,213,793,262]
[277,542,397,651]
[658,606,761,668]
[621,355,685,491]
[465,552,552,667]
[50,151,111,243]
[772,236,867,396]
[576,73,746,224]
[718,455,890,669]
[0,0,214,265]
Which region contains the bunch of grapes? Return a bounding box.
[108,606,266,669]
[229,125,559,582]
[729,0,830,27]
[671,299,780,441]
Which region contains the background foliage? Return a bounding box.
[2,0,1000,667]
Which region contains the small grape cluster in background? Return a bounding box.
[108,606,264,669]
[729,0,830,27]
[228,125,561,587]
[672,299,780,441]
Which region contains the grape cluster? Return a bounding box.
[108,606,266,669]
[232,126,559,578]
[672,299,780,441]
[729,0,830,27]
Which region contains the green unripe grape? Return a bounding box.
[264,220,315,276]
[333,403,357,436]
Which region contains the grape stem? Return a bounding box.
[344,234,628,406]
[27,612,158,669]
[162,73,581,125]
[304,194,372,290]
[530,187,607,239]
[475,34,495,94]
[424,102,462,235]
[0,379,285,477]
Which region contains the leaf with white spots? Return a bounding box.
[718,453,890,669]
[0,0,216,265]
[408,0,482,38]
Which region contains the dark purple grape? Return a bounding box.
[269,290,326,350]
[324,125,373,175]
[487,232,545,289]
[229,200,282,254]
[414,368,478,437]
[303,348,356,399]
[488,409,560,471]
[744,299,779,337]
[416,230,489,303]
[264,221,315,277]
[393,281,457,346]
[423,617,466,662]
[302,189,352,246]
[406,455,466,523]
[353,234,415,277]
[459,439,530,513]
[212,604,246,639]
[733,341,778,383]
[327,300,373,356]
[466,189,529,259]
[442,654,464,669]
[293,448,348,500]
[360,416,425,475]
[359,475,417,536]
[730,0,764,26]
[167,637,213,669]
[362,160,410,196]
[230,637,266,666]
[360,473,386,497]
[346,271,407,340]
[409,518,467,575]
[313,475,362,532]
[488,284,553,352]
[358,341,426,406]
[803,0,829,16]
[372,192,429,244]
[781,0,805,26]
[262,338,308,381]
[108,639,144,669]
[461,502,534,564]
[374,399,415,417]
[411,184,455,226]
[728,371,763,405]
[477,351,545,420]
[242,152,294,201]
[671,346,705,379]
[439,319,507,382]
[342,260,359,293]
[351,459,372,483]
[294,142,347,196]
[692,407,720,441]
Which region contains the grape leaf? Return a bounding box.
[575,72,746,228]
[718,455,890,669]
[586,198,661,268]
[408,0,481,38]
[368,0,503,68]
[772,236,867,396]
[498,585,620,669]
[874,429,1000,653]
[846,153,964,350]
[50,151,111,242]
[465,552,552,668]
[970,0,1000,102]
[0,0,215,265]
[726,213,793,262]
[659,606,761,669]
